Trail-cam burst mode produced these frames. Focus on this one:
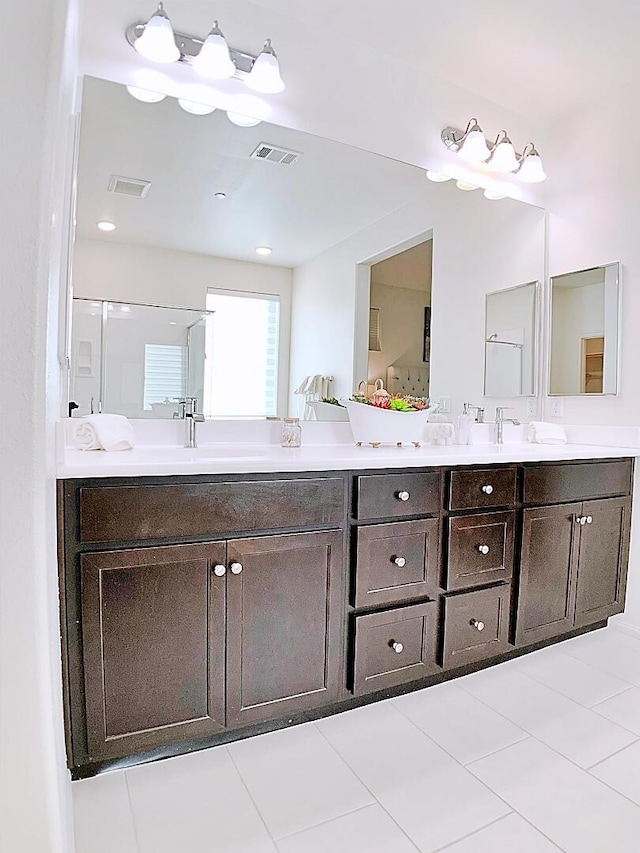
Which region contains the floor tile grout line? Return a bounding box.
[586,736,640,772]
[431,811,567,853]
[427,813,514,853]
[590,684,636,710]
[586,762,640,812]
[271,802,379,846]
[557,644,640,688]
[455,677,638,776]
[123,769,144,853]
[311,720,423,853]
[224,745,281,848]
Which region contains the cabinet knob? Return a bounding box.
[477,544,490,555]
[580,516,587,525]
[586,515,593,524]
[575,515,583,524]
[393,556,407,567]
[470,619,485,632]
[481,484,494,495]
[390,641,404,654]
[230,562,243,575]
[396,490,410,502]
[213,564,227,577]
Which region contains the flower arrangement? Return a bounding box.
[344,382,433,447]
[349,385,429,412]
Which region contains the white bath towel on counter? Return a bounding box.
[424,422,455,446]
[527,421,567,445]
[72,414,136,451]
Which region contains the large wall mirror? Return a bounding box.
[549,263,620,396]
[484,281,538,397]
[67,76,546,421]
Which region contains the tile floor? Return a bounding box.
[73,626,640,853]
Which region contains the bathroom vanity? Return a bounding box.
[57,446,635,778]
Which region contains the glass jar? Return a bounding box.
[281,417,302,448]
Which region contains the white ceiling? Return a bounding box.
[249,0,637,123]
[76,77,433,266]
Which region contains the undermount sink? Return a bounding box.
[187,445,270,460]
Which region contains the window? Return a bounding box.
[204,290,280,418]
[143,343,187,410]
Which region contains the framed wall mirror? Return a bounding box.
[549,262,620,396]
[484,281,538,397]
[66,76,546,421]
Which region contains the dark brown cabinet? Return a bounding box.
[81,543,227,761]
[516,497,631,645]
[442,585,510,668]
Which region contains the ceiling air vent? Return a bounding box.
[250,143,301,166]
[107,175,152,198]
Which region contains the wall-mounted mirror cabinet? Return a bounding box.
[549,262,620,396]
[66,76,546,421]
[484,281,538,398]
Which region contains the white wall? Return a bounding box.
[73,238,294,416]
[485,283,537,397]
[550,282,604,394]
[368,283,430,384]
[290,183,545,420]
[0,1,77,852]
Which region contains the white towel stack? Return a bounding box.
[424,422,455,446]
[527,421,568,445]
[72,414,136,452]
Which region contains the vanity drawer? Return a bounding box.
[354,518,439,608]
[448,467,517,511]
[442,585,510,669]
[523,460,633,505]
[79,478,345,544]
[446,511,515,591]
[352,601,439,695]
[355,471,441,520]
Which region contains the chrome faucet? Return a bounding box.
[174,396,205,448]
[466,403,485,423]
[494,406,521,445]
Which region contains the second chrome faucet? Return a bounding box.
[174,396,205,448]
[494,406,521,445]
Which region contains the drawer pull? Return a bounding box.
[213,564,227,577]
[481,484,494,495]
[230,562,243,575]
[396,490,410,502]
[477,544,490,555]
[393,556,407,568]
[586,515,593,524]
[390,641,404,654]
[470,619,485,632]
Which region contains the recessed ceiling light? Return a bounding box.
[126,86,167,103]
[214,192,227,199]
[484,189,507,200]
[227,111,262,127]
[120,304,132,312]
[97,220,116,232]
[455,180,479,191]
[178,99,216,115]
[169,321,178,325]
[255,246,272,256]
[426,171,452,183]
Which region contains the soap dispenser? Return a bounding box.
[454,402,474,446]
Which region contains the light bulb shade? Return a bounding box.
[227,111,262,127]
[489,138,519,172]
[126,86,167,103]
[178,99,216,115]
[134,4,180,64]
[458,128,490,163]
[518,150,547,182]
[456,180,479,191]
[483,189,507,200]
[246,39,285,94]
[426,170,452,182]
[192,23,235,79]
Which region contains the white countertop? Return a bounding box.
[57,442,640,479]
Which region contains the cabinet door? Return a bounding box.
[81,543,226,761]
[574,498,631,628]
[226,531,344,727]
[515,503,581,646]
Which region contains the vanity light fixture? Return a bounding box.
[132,3,180,64]
[97,220,116,232]
[178,99,216,115]
[517,143,547,183]
[126,86,167,103]
[425,170,452,182]
[455,180,479,191]
[442,118,546,181]
[483,189,507,200]
[255,246,272,256]
[227,111,262,127]
[126,6,285,93]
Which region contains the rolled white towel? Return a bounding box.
[72,414,136,452]
[424,422,455,446]
[527,421,567,445]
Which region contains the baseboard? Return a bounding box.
[609,619,640,641]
